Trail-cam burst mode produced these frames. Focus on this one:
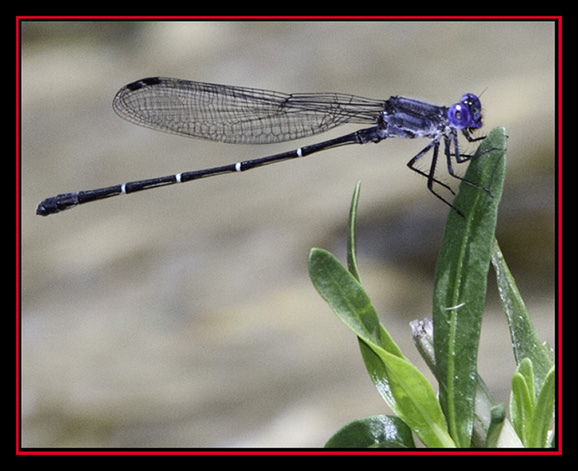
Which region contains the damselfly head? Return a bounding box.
[447,93,483,131]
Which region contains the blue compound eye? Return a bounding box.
[461,93,481,111]
[447,102,472,130]
[460,93,483,129]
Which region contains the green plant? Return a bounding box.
[309,127,555,448]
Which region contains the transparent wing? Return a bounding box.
[113,77,385,144]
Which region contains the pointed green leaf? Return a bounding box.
[517,357,536,404]
[347,181,362,282]
[526,366,556,448]
[510,359,555,448]
[371,346,455,448]
[433,127,507,447]
[309,248,383,347]
[491,239,554,392]
[510,361,535,444]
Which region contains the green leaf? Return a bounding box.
[347,181,362,282]
[309,248,384,348]
[527,366,555,448]
[433,127,508,447]
[346,182,406,413]
[491,239,554,392]
[517,358,537,408]
[371,347,455,448]
[357,335,402,408]
[309,248,455,448]
[510,360,555,448]
[325,415,415,448]
[510,358,535,444]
